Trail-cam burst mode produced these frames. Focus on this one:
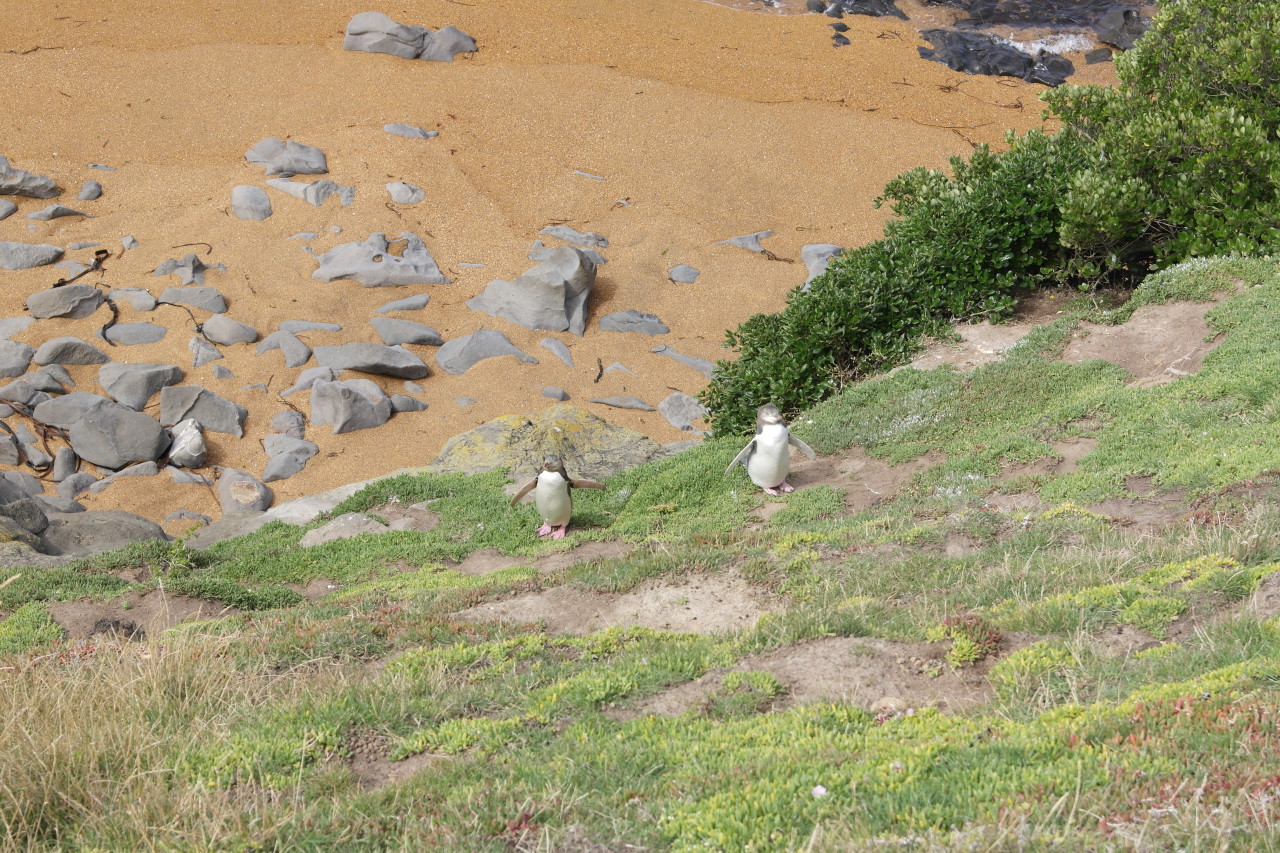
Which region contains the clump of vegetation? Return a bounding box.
[926,613,1002,667]
[702,0,1280,435]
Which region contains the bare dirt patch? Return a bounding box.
[344,728,444,790]
[288,578,342,602]
[447,540,633,577]
[452,570,775,635]
[1000,437,1099,479]
[771,449,941,521]
[908,290,1070,373]
[612,632,1042,720]
[1061,300,1225,387]
[1087,491,1191,534]
[47,590,238,641]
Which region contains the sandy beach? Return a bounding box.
[0,0,1111,531]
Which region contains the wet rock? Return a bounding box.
[159,385,248,437]
[370,317,444,347]
[436,329,538,375]
[98,363,184,411]
[918,29,1073,86]
[216,468,274,514]
[27,204,90,221]
[600,309,669,335]
[34,337,109,366]
[0,156,57,197]
[231,185,273,220]
[658,392,709,433]
[467,246,596,335]
[76,180,103,201]
[262,434,319,482]
[386,181,425,204]
[1096,6,1148,50]
[591,396,654,411]
[188,337,224,367]
[715,230,773,252]
[256,331,312,368]
[202,313,260,345]
[0,340,35,378]
[244,137,328,176]
[309,378,392,434]
[384,123,438,140]
[343,12,477,62]
[27,284,103,319]
[668,264,700,283]
[102,322,168,346]
[311,232,449,286]
[651,343,715,379]
[827,0,906,19]
[67,406,170,470]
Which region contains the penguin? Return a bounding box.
[724,403,816,496]
[510,454,605,539]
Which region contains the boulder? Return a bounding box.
[309,379,392,434]
[33,336,109,365]
[313,342,429,379]
[244,137,328,176]
[311,232,448,286]
[343,12,477,62]
[0,316,35,339]
[436,329,538,375]
[27,284,103,319]
[40,510,169,557]
[0,156,58,198]
[67,407,170,470]
[217,468,274,514]
[159,385,248,437]
[467,247,595,335]
[98,363,184,411]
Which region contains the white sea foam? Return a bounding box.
[999,32,1096,56]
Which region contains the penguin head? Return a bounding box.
[757,403,785,426]
[542,454,567,476]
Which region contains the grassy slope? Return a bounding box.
[4,255,1280,850]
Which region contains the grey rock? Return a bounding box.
[87,461,159,495]
[386,181,425,204]
[14,424,36,445]
[35,364,74,389]
[591,396,655,411]
[1,497,49,535]
[269,410,306,438]
[32,392,116,429]
[188,337,224,367]
[0,317,35,339]
[280,366,334,397]
[266,177,355,207]
[0,477,28,505]
[300,512,388,547]
[68,407,170,470]
[377,293,430,312]
[159,385,248,437]
[67,242,100,250]
[212,365,234,379]
[370,317,444,347]
[262,434,319,483]
[34,336,109,366]
[389,394,427,413]
[539,337,574,367]
[384,123,438,140]
[107,288,157,311]
[542,386,569,401]
[41,510,169,557]
[99,363,184,411]
[2,470,42,496]
[0,200,14,221]
[403,381,424,394]
[57,472,98,499]
[76,180,103,201]
[51,447,77,482]
[121,235,140,250]
[287,231,320,241]
[27,204,91,221]
[255,331,312,367]
[167,418,207,468]
[0,433,20,466]
[436,329,538,375]
[528,241,607,265]
[539,225,608,248]
[455,399,474,409]
[216,468,274,514]
[313,342,430,379]
[241,383,267,394]
[343,12,477,62]
[311,231,449,286]
[658,392,709,433]
[0,379,49,407]
[244,137,328,177]
[88,164,115,171]
[0,156,58,198]
[467,247,596,335]
[21,443,52,470]
[23,371,64,394]
[27,284,103,319]
[715,229,773,252]
[160,286,227,313]
[668,264,700,283]
[0,516,43,551]
[603,362,636,376]
[57,259,91,277]
[202,313,259,345]
[651,343,716,379]
[167,466,211,486]
[166,509,212,526]
[0,242,62,270]
[309,378,392,434]
[0,404,12,418]
[801,243,842,289]
[36,496,85,514]
[102,322,168,346]
[231,185,273,220]
[279,320,342,334]
[600,309,669,335]
[152,253,225,285]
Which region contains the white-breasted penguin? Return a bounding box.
[510,455,605,539]
[724,403,816,496]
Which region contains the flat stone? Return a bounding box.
[715,230,773,252]
[539,225,608,248]
[591,396,655,411]
[651,344,716,379]
[386,181,425,204]
[102,322,167,346]
[67,407,170,470]
[159,385,248,437]
[202,313,260,345]
[50,447,77,482]
[600,309,669,335]
[280,366,334,397]
[311,232,448,287]
[390,394,427,413]
[245,137,328,177]
[0,200,14,221]
[87,461,160,495]
[57,472,98,499]
[384,123,438,140]
[98,363,184,411]
[313,342,430,379]
[279,320,342,334]
[436,329,538,375]
[32,392,116,429]
[801,243,843,290]
[309,378,392,434]
[27,204,90,221]
[152,254,225,285]
[539,337,574,367]
[216,468,274,514]
[231,185,273,220]
[343,12,477,62]
[269,410,306,438]
[0,242,62,270]
[668,264,700,283]
[159,286,227,314]
[33,336,109,366]
[40,510,170,557]
[370,317,444,347]
[188,337,224,367]
[27,284,103,319]
[266,178,355,207]
[167,418,207,468]
[107,288,157,311]
[255,331,312,368]
[0,317,35,339]
[300,512,388,547]
[261,434,319,482]
[0,156,58,198]
[377,293,430,313]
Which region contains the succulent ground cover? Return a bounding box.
[4,255,1280,849]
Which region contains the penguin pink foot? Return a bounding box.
[536,523,554,537]
[549,525,569,540]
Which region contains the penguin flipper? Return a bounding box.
[510,479,538,506]
[724,440,757,475]
[789,434,817,460]
[570,479,606,491]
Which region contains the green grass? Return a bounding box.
[6,255,1280,849]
